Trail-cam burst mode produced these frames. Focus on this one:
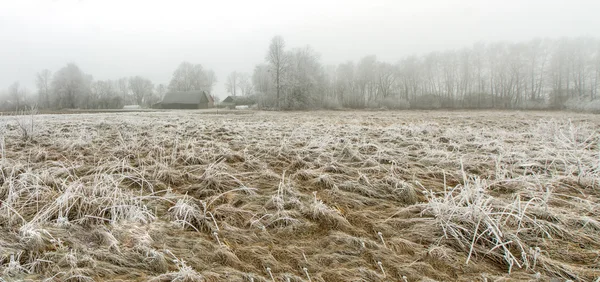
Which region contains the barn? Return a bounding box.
[221,95,256,108]
[153,90,214,109]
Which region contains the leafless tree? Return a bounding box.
[155,84,168,100]
[8,82,23,110]
[129,76,154,107]
[51,63,91,109]
[35,69,52,109]
[376,62,397,100]
[88,80,123,109]
[117,77,129,100]
[286,46,325,109]
[237,73,253,96]
[252,64,271,96]
[225,71,239,96]
[205,70,218,93]
[267,36,288,109]
[594,42,600,100]
[169,62,215,93]
[335,62,357,107]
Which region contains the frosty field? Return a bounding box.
[0,110,599,281]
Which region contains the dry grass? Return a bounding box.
[0,110,599,281]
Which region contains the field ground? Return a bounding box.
[0,110,599,281]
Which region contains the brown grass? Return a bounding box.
[0,110,599,281]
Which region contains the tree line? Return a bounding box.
[2,36,599,111]
[0,62,217,111]
[241,36,599,110]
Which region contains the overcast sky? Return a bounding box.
[1,0,599,98]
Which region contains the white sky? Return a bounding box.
[1,0,599,99]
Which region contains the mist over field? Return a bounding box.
[1,1,600,282]
[1,0,600,111]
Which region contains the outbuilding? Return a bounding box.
[153,91,214,109]
[221,95,256,109]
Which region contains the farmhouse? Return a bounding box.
[220,95,256,108]
[153,90,214,109]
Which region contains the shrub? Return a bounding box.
[411,94,442,109]
[380,96,410,110]
[521,98,549,110]
[460,93,495,109]
[14,105,38,141]
[321,97,343,110]
[563,96,600,113]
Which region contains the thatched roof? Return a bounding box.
[162,90,213,104]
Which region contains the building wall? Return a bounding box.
[198,102,212,109]
[161,103,207,109]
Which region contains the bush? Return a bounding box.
[14,106,38,141]
[411,95,442,109]
[460,93,495,109]
[321,97,343,110]
[521,98,549,110]
[284,90,314,110]
[257,93,278,110]
[564,96,600,113]
[379,96,410,110]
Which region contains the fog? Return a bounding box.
[1,0,599,99]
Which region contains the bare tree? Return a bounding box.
[117,78,128,95]
[335,62,357,107]
[237,73,253,96]
[89,80,122,109]
[129,76,154,107]
[155,84,168,100]
[525,39,547,101]
[8,82,23,110]
[356,56,377,107]
[89,81,101,108]
[169,62,196,91]
[286,46,325,109]
[507,43,526,107]
[252,64,271,95]
[35,69,52,109]
[225,71,239,96]
[205,70,218,93]
[51,63,90,109]
[471,43,487,107]
[169,62,215,93]
[594,42,600,100]
[267,36,288,109]
[376,62,397,100]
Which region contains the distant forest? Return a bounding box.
[2,36,600,111]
